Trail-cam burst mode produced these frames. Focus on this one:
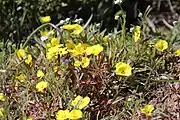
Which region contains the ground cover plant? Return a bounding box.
[1,5,180,120]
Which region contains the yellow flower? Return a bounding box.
[40,29,54,41]
[49,30,55,35]
[36,81,48,93]
[133,26,141,42]
[176,48,180,56]
[70,43,86,56]
[69,110,83,119]
[66,41,75,50]
[16,73,26,82]
[103,35,109,43]
[115,62,132,76]
[56,47,68,57]
[81,57,90,68]
[62,24,75,30]
[40,30,49,36]
[74,57,90,68]
[51,38,60,47]
[140,104,154,116]
[54,66,60,73]
[62,24,83,35]
[155,40,168,52]
[46,45,59,60]
[46,45,68,60]
[71,95,83,107]
[0,93,6,101]
[72,24,83,35]
[0,108,4,118]
[71,96,90,109]
[40,16,51,23]
[27,118,33,120]
[74,61,82,68]
[46,43,52,48]
[25,54,32,65]
[56,110,69,120]
[78,96,90,109]
[37,70,45,78]
[86,44,103,56]
[17,49,26,60]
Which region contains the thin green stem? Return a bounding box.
[23,23,63,48]
[23,23,49,48]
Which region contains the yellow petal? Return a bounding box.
[155,40,168,52]
[40,16,51,23]
[74,61,82,68]
[25,54,32,65]
[51,38,60,46]
[0,108,4,118]
[140,105,154,116]
[81,57,90,68]
[71,95,83,107]
[56,110,69,120]
[176,49,180,56]
[37,70,45,78]
[69,110,83,119]
[103,35,109,43]
[133,26,141,42]
[79,96,90,109]
[17,49,26,60]
[16,73,26,82]
[27,118,33,120]
[0,93,6,101]
[36,81,48,93]
[115,62,132,76]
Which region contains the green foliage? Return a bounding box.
[1,11,180,119]
[0,0,116,46]
[1,0,180,119]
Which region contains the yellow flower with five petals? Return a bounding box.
[37,70,45,78]
[86,44,103,56]
[115,62,132,76]
[17,49,26,60]
[140,104,154,116]
[36,81,48,93]
[155,39,168,52]
[56,110,69,120]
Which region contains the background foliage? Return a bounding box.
[0,0,179,46]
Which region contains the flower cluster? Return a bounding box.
[13,16,174,119]
[46,44,68,60]
[56,95,90,120]
[16,49,32,66]
[36,70,48,93]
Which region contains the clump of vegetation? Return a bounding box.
[1,6,180,119]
